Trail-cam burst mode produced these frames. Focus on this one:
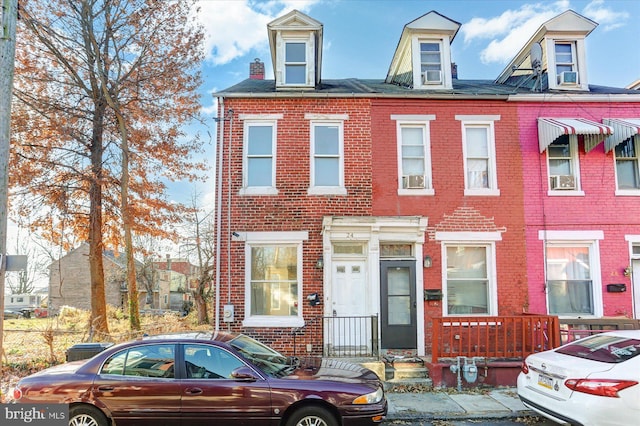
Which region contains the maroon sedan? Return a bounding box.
[13,331,387,426]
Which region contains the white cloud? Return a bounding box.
[461,1,568,64]
[582,0,629,31]
[197,0,321,65]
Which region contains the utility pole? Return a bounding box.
[0,0,19,372]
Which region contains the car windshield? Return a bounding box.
[556,334,640,363]
[228,334,299,377]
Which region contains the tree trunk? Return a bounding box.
[89,100,109,337]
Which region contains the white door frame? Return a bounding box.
[321,216,428,356]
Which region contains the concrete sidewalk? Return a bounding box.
[386,388,532,421]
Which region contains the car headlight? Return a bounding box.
[352,387,383,404]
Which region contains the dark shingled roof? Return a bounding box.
[215,78,639,98]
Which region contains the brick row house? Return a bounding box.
[213,9,640,358]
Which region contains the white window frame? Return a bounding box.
[392,115,435,196]
[546,37,588,91]
[243,231,308,328]
[436,231,501,316]
[614,135,640,195]
[539,230,604,318]
[411,36,452,90]
[284,39,308,86]
[456,115,500,196]
[306,114,347,195]
[239,114,282,196]
[546,134,584,196]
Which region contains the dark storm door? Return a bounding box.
[380,260,417,349]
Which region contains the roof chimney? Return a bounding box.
[250,58,265,80]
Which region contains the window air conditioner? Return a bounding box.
[423,70,442,85]
[558,71,578,85]
[403,175,426,189]
[550,175,576,190]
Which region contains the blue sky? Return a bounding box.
[186,0,639,204]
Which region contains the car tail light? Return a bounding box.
[565,378,638,398]
[520,361,529,374]
[12,387,22,400]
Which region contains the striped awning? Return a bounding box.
[603,118,640,152]
[537,118,613,153]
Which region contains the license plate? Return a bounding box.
[538,373,553,389]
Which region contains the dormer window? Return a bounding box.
[285,41,307,85]
[267,10,323,90]
[386,11,460,91]
[420,41,443,84]
[554,41,578,85]
[496,11,596,92]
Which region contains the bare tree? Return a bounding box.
[11,0,206,335]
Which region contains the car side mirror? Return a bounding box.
[231,366,259,382]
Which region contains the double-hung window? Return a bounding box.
[420,41,442,84]
[240,115,281,195]
[393,115,434,195]
[555,41,577,84]
[285,41,307,85]
[457,115,500,196]
[243,231,307,327]
[542,231,603,317]
[615,136,640,191]
[548,134,580,193]
[438,232,500,316]
[307,114,347,195]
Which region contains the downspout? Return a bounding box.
[226,110,234,330]
[214,97,225,331]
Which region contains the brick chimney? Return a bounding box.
[250,58,265,80]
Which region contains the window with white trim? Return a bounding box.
[285,41,307,85]
[555,41,577,84]
[457,116,500,196]
[540,230,603,317]
[444,243,496,316]
[546,244,595,315]
[242,120,278,195]
[420,41,443,84]
[393,115,434,195]
[310,122,344,191]
[547,135,580,192]
[615,136,640,190]
[243,232,307,327]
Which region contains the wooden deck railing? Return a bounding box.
[559,318,640,344]
[431,315,561,363]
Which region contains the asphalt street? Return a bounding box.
[383,417,557,425]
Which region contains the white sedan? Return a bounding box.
[517,330,640,426]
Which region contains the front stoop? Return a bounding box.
[383,356,432,391]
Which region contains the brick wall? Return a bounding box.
[371,99,528,351]
[216,98,373,353]
[518,102,640,316]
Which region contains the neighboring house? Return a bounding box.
[213,9,640,357]
[151,258,198,311]
[496,11,640,320]
[48,242,146,313]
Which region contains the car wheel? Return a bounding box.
[286,406,337,426]
[69,405,108,426]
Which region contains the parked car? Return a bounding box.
[13,331,387,426]
[3,309,24,319]
[517,330,640,426]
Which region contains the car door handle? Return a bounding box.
[97,386,115,391]
[185,387,203,395]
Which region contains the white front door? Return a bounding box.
[327,260,369,354]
